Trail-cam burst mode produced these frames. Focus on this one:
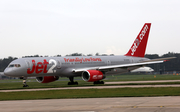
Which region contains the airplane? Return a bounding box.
[4,23,175,87]
[131,66,154,73]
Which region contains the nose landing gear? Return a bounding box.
[20,77,29,87]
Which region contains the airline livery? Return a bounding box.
[4,23,175,87]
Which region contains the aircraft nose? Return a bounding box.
[4,68,14,76]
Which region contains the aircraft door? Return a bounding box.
[56,60,61,69]
[25,60,32,70]
[129,57,134,63]
[25,60,31,69]
[107,60,111,66]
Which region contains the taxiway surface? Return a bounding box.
[1,96,180,112]
[1,84,180,92]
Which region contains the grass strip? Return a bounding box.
[1,74,180,90]
[1,80,180,90]
[1,81,180,90]
[105,74,180,81]
[0,87,180,101]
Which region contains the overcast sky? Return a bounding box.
[0,0,180,58]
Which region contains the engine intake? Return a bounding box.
[82,70,104,82]
[36,76,59,83]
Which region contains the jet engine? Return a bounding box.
[82,70,104,82]
[36,76,59,83]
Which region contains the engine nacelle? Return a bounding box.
[36,76,59,83]
[82,70,104,82]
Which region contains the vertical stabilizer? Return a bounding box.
[125,23,151,57]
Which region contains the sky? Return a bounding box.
[0,0,180,58]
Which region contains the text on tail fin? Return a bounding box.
[125,23,151,57]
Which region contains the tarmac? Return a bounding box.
[0,96,180,112]
[1,80,180,111]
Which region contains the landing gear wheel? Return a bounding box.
[68,77,78,85]
[22,77,29,87]
[74,81,78,85]
[23,85,29,87]
[93,81,104,84]
[100,81,104,84]
[68,81,78,85]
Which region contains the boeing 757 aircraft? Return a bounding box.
[4,23,175,87]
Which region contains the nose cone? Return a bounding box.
[4,68,14,76]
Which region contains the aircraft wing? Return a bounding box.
[142,57,176,62]
[73,60,164,73]
[74,57,176,73]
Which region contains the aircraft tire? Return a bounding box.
[23,85,29,87]
[100,81,104,84]
[93,81,104,84]
[75,81,78,85]
[93,81,97,84]
[68,82,72,85]
[68,82,78,85]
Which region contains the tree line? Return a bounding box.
[145,52,179,73]
[0,52,179,72]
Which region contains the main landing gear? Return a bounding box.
[22,77,29,87]
[68,77,78,85]
[93,80,104,84]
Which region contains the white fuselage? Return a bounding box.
[4,55,149,77]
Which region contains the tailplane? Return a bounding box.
[125,23,151,57]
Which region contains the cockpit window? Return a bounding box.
[9,64,21,68]
[9,65,14,67]
[15,64,21,67]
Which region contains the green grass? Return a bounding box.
[105,74,180,81]
[1,74,180,101]
[0,87,180,101]
[0,79,92,90]
[1,74,180,90]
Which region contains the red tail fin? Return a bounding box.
[125,23,151,57]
